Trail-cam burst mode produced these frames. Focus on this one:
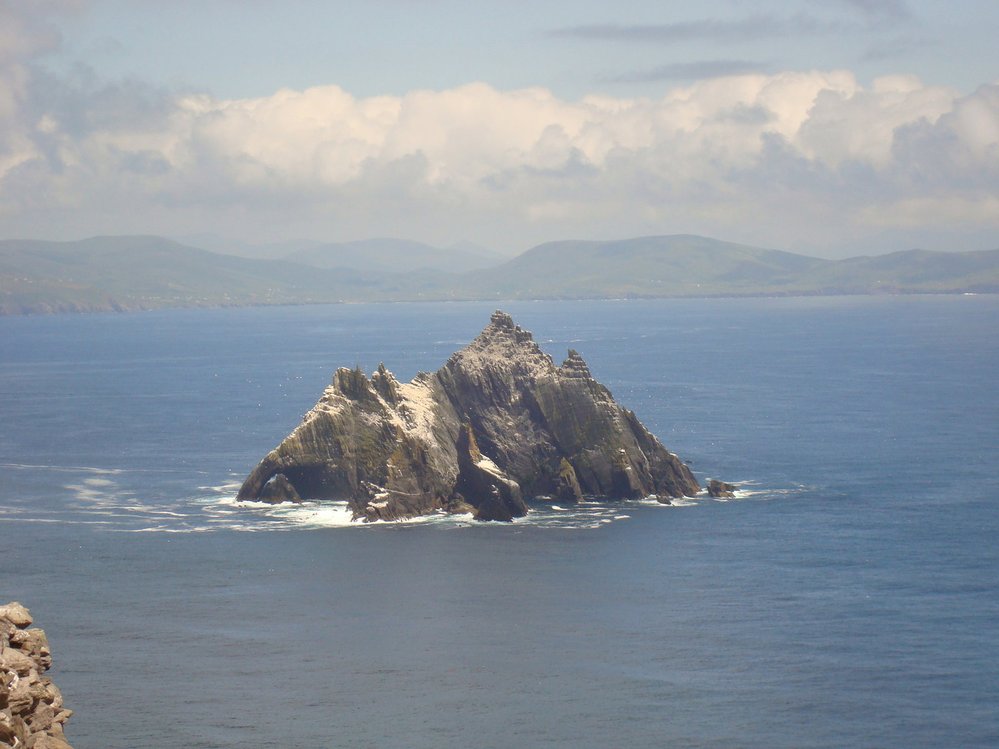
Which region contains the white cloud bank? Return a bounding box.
[1,50,997,253]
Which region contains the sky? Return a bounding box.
[0,0,997,257]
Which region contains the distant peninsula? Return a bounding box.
[2,234,997,315]
[237,311,703,521]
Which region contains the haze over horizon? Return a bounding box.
[1,0,997,258]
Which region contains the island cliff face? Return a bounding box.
[238,311,699,521]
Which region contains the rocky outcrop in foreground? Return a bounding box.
[238,311,701,521]
[1,603,73,749]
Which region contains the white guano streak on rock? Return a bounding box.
[395,378,440,445]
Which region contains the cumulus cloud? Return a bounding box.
[1,43,997,253]
[0,0,75,66]
[0,1,64,189]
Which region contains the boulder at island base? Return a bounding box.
[237,311,701,521]
[708,479,738,498]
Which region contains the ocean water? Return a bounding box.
[1,296,997,748]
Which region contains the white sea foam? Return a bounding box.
[203,497,360,530]
[123,526,214,534]
[199,481,242,493]
[41,469,776,532]
[733,486,806,499]
[126,509,189,517]
[0,462,124,474]
[83,477,115,487]
[0,517,114,525]
[667,498,699,507]
[633,496,698,507]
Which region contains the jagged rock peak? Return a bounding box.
[480,310,538,345]
[448,310,553,378]
[371,362,400,403]
[340,363,373,386]
[559,349,593,380]
[489,309,517,330]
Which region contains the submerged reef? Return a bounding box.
[238,311,701,521]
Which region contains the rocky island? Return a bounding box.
[238,311,701,521]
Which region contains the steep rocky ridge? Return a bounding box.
[237,311,700,521]
[1,603,73,749]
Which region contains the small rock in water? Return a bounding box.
[708,479,737,498]
[258,473,302,504]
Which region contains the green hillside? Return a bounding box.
[0,236,391,313]
[464,235,826,298]
[785,249,999,294]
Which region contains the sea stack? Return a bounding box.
[237,311,700,521]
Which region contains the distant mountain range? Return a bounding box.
[1,234,996,315]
